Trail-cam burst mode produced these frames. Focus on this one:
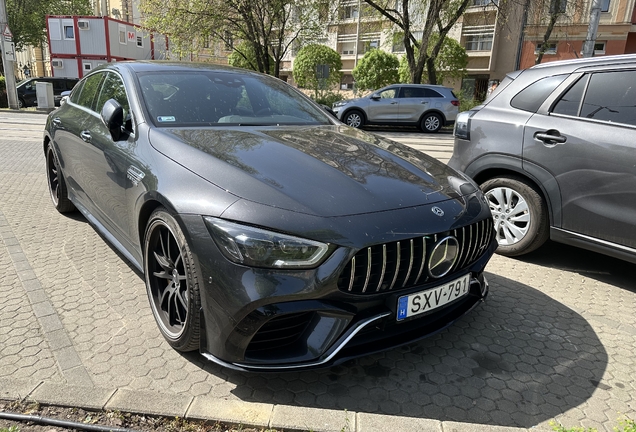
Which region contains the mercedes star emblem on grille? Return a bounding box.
[432,206,444,217]
[428,236,459,278]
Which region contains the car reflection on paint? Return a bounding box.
[43,61,496,371]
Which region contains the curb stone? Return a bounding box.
[0,378,547,432]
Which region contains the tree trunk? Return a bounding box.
[536,13,559,64]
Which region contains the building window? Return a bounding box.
[203,37,210,48]
[340,5,359,19]
[340,42,355,55]
[136,32,143,48]
[594,41,606,54]
[361,40,379,53]
[63,25,74,40]
[83,63,92,71]
[224,31,233,51]
[535,42,557,54]
[600,0,610,11]
[549,0,567,14]
[119,25,127,44]
[465,34,493,51]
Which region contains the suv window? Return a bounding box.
[95,72,130,119]
[580,70,636,126]
[400,87,443,98]
[377,88,397,99]
[552,75,588,116]
[510,74,567,112]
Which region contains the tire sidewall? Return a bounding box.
[421,113,442,133]
[143,208,200,351]
[481,177,549,256]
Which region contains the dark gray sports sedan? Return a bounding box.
[44,61,496,371]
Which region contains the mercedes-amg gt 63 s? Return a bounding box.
[44,61,496,371]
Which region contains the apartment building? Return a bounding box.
[518,0,636,68]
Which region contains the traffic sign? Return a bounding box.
[2,24,12,39]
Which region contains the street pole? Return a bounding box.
[0,0,19,109]
[582,0,602,58]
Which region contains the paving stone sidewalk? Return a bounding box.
[0,112,635,431]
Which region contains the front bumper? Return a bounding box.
[179,196,496,371]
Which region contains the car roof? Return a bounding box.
[104,60,256,75]
[528,54,636,72]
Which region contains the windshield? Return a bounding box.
[137,71,332,127]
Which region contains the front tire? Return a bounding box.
[46,143,75,213]
[481,176,549,257]
[344,110,364,128]
[421,113,442,133]
[144,208,201,352]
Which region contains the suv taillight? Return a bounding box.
[451,100,460,107]
[454,110,478,141]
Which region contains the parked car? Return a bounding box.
[449,54,636,263]
[16,77,79,108]
[332,84,459,133]
[44,61,495,371]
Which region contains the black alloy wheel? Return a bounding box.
[144,208,201,351]
[45,143,75,213]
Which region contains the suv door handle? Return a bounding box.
[80,131,92,143]
[390,101,398,104]
[534,130,566,145]
[52,117,62,126]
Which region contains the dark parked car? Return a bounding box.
[332,84,459,133]
[17,77,79,108]
[450,54,636,263]
[44,61,495,370]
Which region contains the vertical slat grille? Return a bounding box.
[337,218,494,295]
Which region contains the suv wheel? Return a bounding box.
[421,113,442,133]
[344,110,364,128]
[18,98,26,109]
[481,176,549,256]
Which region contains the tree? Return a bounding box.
[352,49,399,91]
[363,0,471,84]
[292,44,342,100]
[140,0,326,78]
[523,0,587,64]
[6,0,92,50]
[398,34,467,84]
[228,41,275,74]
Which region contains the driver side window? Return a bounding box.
[95,72,132,131]
[378,88,397,99]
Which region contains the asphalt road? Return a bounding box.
[1,111,635,432]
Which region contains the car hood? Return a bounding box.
[148,125,477,217]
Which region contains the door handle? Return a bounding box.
[80,131,92,143]
[52,117,62,126]
[390,101,398,104]
[420,101,428,104]
[534,130,566,145]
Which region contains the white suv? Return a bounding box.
[332,84,459,133]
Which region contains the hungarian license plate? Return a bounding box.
[397,274,470,321]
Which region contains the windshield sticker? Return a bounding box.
[157,116,176,122]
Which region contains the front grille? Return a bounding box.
[246,312,315,354]
[337,218,493,294]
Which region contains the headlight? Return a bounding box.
[204,217,330,269]
[454,110,477,141]
[332,101,347,108]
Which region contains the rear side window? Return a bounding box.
[580,70,636,126]
[552,75,588,116]
[510,74,567,112]
[75,73,105,111]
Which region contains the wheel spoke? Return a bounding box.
[153,270,171,279]
[153,251,171,271]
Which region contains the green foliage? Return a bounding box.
[0,76,5,92]
[352,49,399,91]
[398,34,467,84]
[292,44,342,99]
[549,417,636,432]
[228,42,275,74]
[0,426,21,432]
[313,91,344,106]
[456,90,481,112]
[7,0,93,50]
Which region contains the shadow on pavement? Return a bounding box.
[196,272,607,429]
[514,240,636,293]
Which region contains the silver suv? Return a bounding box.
[332,84,459,133]
[449,54,636,263]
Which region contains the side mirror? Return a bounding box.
[101,99,124,141]
[60,90,71,106]
[370,94,380,101]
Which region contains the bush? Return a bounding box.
[314,91,344,106]
[293,44,342,100]
[456,90,481,113]
[352,49,399,91]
